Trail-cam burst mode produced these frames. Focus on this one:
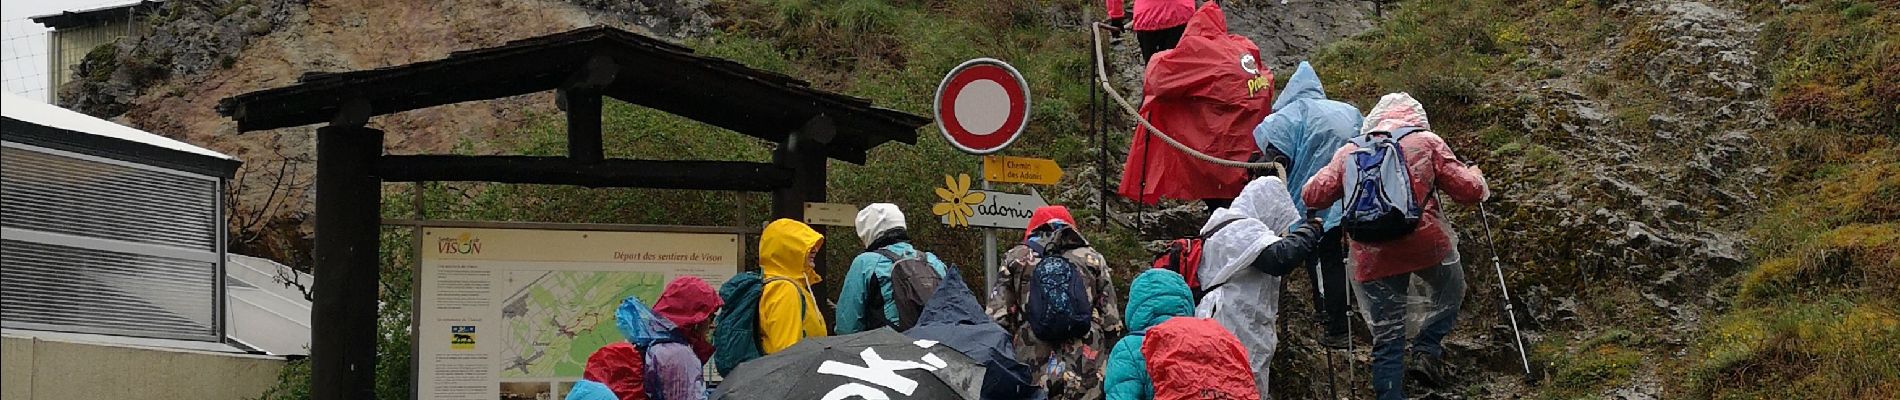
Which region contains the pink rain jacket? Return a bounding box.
[1105,0,1197,31]
[1301,93,1489,282]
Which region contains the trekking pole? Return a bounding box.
[1344,241,1359,399]
[1322,335,1339,399]
[1475,200,1535,379]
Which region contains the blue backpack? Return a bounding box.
[1023,226,1094,342]
[1342,127,1428,242]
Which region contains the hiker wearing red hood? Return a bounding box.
[1103,0,1197,61]
[1118,1,1274,208]
[653,276,723,362]
[986,206,1124,400]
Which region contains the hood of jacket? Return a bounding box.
[1023,205,1078,241]
[654,276,721,328]
[1181,1,1229,38]
[1272,61,1327,111]
[1362,92,1432,135]
[760,218,823,283]
[1196,178,1296,289]
[1124,269,1195,333]
[854,203,908,246]
[1229,177,1302,236]
[654,276,722,361]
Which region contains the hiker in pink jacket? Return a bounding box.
[1104,0,1197,61]
[1300,92,1489,398]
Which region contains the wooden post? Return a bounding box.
[566,89,603,163]
[771,122,832,322]
[311,126,383,400]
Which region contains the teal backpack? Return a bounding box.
[711,271,804,375]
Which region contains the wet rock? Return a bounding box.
[563,0,713,38]
[1637,1,1762,104]
[61,0,309,116]
[1624,222,1663,250]
[1223,1,1376,73]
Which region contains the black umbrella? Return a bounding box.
[712,328,985,400]
[905,267,1045,400]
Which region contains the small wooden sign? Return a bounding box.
[983,155,1063,185]
[803,202,859,227]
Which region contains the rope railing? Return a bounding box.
[1091,22,1285,179]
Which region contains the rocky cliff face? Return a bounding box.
[56,0,714,265]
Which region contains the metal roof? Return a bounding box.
[3,91,231,160]
[2,91,240,178]
[225,254,312,356]
[28,1,165,30]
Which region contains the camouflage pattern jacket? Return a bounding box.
[985,228,1124,400]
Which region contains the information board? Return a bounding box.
[416,226,742,400]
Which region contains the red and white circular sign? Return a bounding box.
[935,58,1029,155]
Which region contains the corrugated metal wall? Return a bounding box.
[0,143,223,341]
[47,18,145,103]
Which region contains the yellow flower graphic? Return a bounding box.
[932,173,986,227]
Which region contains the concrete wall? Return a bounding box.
[1,335,285,400]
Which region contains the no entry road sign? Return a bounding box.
[935,58,1029,155]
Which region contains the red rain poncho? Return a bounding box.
[1119,1,1274,204]
[1140,317,1260,400]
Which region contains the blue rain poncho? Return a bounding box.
[1252,61,1362,231]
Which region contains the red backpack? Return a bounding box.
[1150,218,1241,300]
[1140,318,1260,400]
[583,342,645,400]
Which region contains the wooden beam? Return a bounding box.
[375,155,794,191]
[563,89,603,163]
[310,126,383,400]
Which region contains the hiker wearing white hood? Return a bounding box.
[1194,176,1325,396]
[835,203,950,334]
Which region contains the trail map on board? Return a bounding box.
[499,270,666,378]
[417,227,739,400]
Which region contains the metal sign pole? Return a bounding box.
[982,167,999,298]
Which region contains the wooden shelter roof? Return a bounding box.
[218,26,929,163]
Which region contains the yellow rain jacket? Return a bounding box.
[758,218,829,353]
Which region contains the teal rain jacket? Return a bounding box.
[834,241,950,334]
[1103,269,1196,400]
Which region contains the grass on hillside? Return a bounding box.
[1686,145,1899,399]
[1677,1,1900,398]
[1312,1,1899,397]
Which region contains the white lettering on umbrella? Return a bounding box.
[819,383,891,400]
[816,348,943,396]
[921,353,947,370]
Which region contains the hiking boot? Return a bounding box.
[1317,331,1350,350]
[1406,352,1451,388]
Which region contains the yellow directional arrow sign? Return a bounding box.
[982,155,1064,185]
